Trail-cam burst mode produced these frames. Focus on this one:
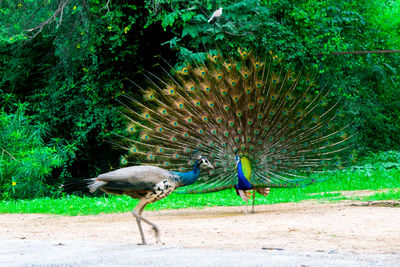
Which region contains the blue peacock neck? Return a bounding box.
[236,158,254,190]
[171,159,201,187]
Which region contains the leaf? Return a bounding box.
[215,33,224,41]
[161,37,180,48]
[161,13,176,29]
[182,11,195,22]
[182,25,198,38]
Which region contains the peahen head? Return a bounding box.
[198,156,214,170]
[173,156,214,187]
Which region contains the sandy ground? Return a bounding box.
[1,200,400,254]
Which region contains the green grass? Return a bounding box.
[362,189,400,201]
[0,165,399,215]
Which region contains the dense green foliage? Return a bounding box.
[0,104,74,198]
[0,0,399,198]
[157,0,400,151]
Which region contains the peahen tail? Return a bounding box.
[115,48,355,193]
[61,178,100,194]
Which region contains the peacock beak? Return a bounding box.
[235,155,240,168]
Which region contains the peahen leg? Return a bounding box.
[250,189,256,214]
[138,200,160,244]
[131,199,160,245]
[132,199,147,245]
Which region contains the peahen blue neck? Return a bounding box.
[171,159,201,187]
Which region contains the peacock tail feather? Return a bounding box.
[116,48,355,194]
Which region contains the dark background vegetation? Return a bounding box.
[0,0,399,199]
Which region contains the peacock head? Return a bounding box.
[198,156,214,169]
[235,155,241,168]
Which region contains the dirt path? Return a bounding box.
[1,200,399,254]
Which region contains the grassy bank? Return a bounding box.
[0,164,399,215]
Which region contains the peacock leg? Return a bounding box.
[250,189,256,214]
[244,200,248,214]
[131,199,160,245]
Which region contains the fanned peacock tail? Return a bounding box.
[115,48,355,194]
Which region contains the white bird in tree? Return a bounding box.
[208,7,223,23]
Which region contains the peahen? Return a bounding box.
[117,48,354,212]
[61,155,214,245]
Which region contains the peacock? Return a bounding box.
[61,155,214,245]
[116,48,355,213]
[234,155,270,213]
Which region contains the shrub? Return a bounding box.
[0,104,75,199]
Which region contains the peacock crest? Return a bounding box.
[116,48,355,193]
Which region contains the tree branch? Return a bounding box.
[1,147,17,161]
[25,0,70,38]
[99,0,111,13]
[319,50,400,56]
